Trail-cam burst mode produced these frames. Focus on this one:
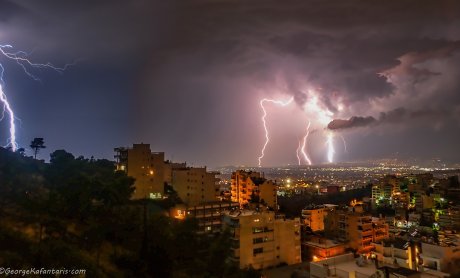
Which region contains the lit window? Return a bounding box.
[149,193,162,199]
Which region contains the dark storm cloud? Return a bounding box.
[1,0,175,65]
[134,0,460,127]
[328,116,376,130]
[327,108,447,130]
[1,0,460,165]
[0,0,26,20]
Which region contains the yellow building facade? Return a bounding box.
[302,207,327,232]
[325,204,389,254]
[171,166,220,206]
[115,143,220,204]
[223,210,301,270]
[230,170,277,209]
[115,143,166,199]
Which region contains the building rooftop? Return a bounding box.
[262,261,310,278]
[310,253,401,278]
[303,204,338,210]
[378,238,410,249]
[224,209,271,217]
[304,238,344,249]
[317,257,377,277]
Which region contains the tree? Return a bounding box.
[30,138,46,159]
[15,148,25,156]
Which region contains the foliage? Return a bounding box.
[278,187,371,217]
[30,137,46,159]
[0,147,248,277]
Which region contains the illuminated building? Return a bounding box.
[420,242,460,275]
[231,170,261,206]
[115,143,220,204]
[170,201,239,233]
[310,253,424,278]
[230,170,277,209]
[301,205,336,232]
[114,143,166,199]
[171,166,220,206]
[325,203,389,254]
[373,239,416,270]
[310,253,378,278]
[223,210,301,270]
[371,175,402,207]
[302,237,346,261]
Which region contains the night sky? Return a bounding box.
[1,0,460,167]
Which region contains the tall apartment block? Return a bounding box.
[325,203,389,254]
[115,143,219,204]
[231,170,277,209]
[172,166,220,206]
[301,204,337,232]
[223,210,301,270]
[115,143,166,199]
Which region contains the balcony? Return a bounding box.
[395,257,409,266]
[359,230,373,237]
[394,253,408,260]
[362,236,373,242]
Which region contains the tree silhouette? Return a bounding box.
[30,138,46,159]
[15,147,25,156]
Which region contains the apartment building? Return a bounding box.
[325,204,389,254]
[373,239,416,270]
[114,143,166,199]
[301,204,337,232]
[223,210,301,270]
[171,201,239,233]
[230,170,277,209]
[171,166,220,206]
[420,242,460,274]
[115,143,220,204]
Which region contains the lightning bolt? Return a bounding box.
[296,140,302,165]
[326,132,335,163]
[0,44,72,151]
[258,97,293,167]
[303,94,337,164]
[299,120,312,165]
[339,134,348,153]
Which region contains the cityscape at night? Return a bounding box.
[1,0,460,277]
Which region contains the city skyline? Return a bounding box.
[1,0,460,167]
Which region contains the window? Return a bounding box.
[253,247,263,256]
[253,237,264,244]
[253,227,264,234]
